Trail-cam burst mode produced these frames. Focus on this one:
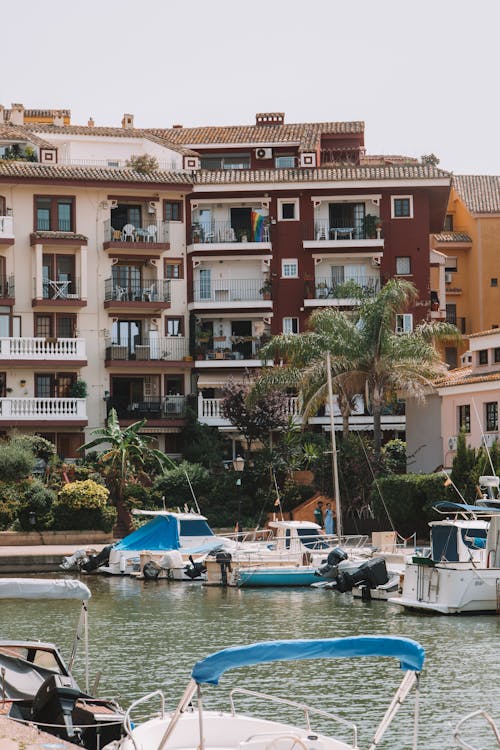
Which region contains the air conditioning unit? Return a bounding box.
[255,147,272,160]
[445,272,453,283]
[148,201,158,214]
[448,436,458,450]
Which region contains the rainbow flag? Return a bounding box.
[251,211,264,242]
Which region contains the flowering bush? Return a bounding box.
[53,480,115,531]
[57,480,109,510]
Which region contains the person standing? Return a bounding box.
[324,502,335,536]
[313,500,324,528]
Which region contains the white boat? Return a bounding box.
[388,476,500,614]
[104,635,425,750]
[0,578,124,748]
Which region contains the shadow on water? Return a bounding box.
[1,574,499,749]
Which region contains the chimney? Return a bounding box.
[87,117,95,127]
[10,103,24,125]
[122,113,134,129]
[53,110,65,127]
[172,124,183,129]
[256,112,284,126]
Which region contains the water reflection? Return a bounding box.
[1,575,499,749]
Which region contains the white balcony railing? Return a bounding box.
[0,398,87,420]
[0,216,14,239]
[0,337,86,360]
[198,395,300,422]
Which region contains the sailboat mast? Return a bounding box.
[326,351,343,538]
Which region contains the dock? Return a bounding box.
[0,711,81,749]
[0,543,108,574]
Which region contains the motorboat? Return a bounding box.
[103,635,425,750]
[388,475,500,614]
[0,578,124,749]
[313,554,402,601]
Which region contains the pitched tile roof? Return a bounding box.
[193,164,450,184]
[149,120,365,152]
[31,230,88,242]
[433,231,472,242]
[0,123,56,149]
[453,175,500,214]
[0,161,193,185]
[434,365,500,389]
[468,328,500,338]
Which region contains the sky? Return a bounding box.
[3,0,500,175]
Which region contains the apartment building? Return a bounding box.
[0,106,452,456]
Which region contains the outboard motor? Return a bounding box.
[31,673,81,741]
[316,547,349,579]
[143,560,161,580]
[81,544,113,572]
[215,551,232,586]
[184,555,207,580]
[331,557,390,595]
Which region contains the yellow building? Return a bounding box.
[431,175,500,368]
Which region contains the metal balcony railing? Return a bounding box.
[0,275,14,297]
[104,278,171,303]
[0,397,87,420]
[192,278,268,303]
[33,276,81,300]
[105,336,189,361]
[107,396,187,420]
[190,220,270,244]
[304,218,383,242]
[312,275,380,299]
[0,337,86,360]
[103,219,169,243]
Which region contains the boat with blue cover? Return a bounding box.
[104,635,425,750]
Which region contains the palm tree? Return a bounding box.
[257,279,460,455]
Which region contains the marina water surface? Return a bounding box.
[2,575,499,749]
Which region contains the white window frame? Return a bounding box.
[391,195,414,219]
[283,317,299,334]
[275,155,295,168]
[396,313,413,334]
[396,256,411,275]
[282,258,298,278]
[278,198,299,222]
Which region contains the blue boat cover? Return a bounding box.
[114,515,180,551]
[434,502,500,514]
[191,636,425,685]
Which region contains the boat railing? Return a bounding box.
[339,534,370,549]
[453,709,500,749]
[229,687,358,749]
[123,690,165,744]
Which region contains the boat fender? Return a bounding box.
[143,561,161,580]
[487,549,495,568]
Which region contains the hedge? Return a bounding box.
[371,473,448,539]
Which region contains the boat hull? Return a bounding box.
[236,566,323,587]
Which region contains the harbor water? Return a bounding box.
[2,574,499,749]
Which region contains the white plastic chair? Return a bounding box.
[121,224,135,242]
[146,225,157,242]
[142,283,156,302]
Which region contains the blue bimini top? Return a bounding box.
[191,636,425,685]
[114,515,180,551]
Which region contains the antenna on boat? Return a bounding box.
[183,468,201,514]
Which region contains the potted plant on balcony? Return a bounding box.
[70,380,88,398]
[259,277,273,299]
[334,279,364,299]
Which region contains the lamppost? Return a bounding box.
[233,455,245,535]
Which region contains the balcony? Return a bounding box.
[104,278,171,312]
[0,337,86,365]
[191,278,271,309]
[303,218,384,251]
[105,336,190,363]
[32,276,84,306]
[304,275,380,307]
[190,220,270,246]
[103,219,169,251]
[0,275,14,303]
[108,396,187,421]
[198,395,300,426]
[0,215,14,245]
[0,397,87,424]
[195,334,270,364]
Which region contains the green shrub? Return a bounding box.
[371,473,447,539]
[0,443,35,481]
[123,483,150,510]
[17,480,56,531]
[52,479,115,531]
[152,462,211,507]
[0,481,20,530]
[11,435,56,463]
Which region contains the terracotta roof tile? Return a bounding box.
[149,120,365,152]
[433,231,472,242]
[0,161,193,185]
[453,175,500,214]
[435,366,500,388]
[467,328,500,338]
[0,123,56,149]
[193,164,450,184]
[31,230,88,241]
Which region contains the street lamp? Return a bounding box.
[233,455,245,535]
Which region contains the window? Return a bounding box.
[395,314,413,334]
[164,259,183,279]
[165,375,184,395]
[445,304,457,325]
[42,254,76,298]
[275,155,295,168]
[35,373,76,398]
[200,154,250,170]
[478,349,488,366]
[485,402,498,432]
[396,256,411,275]
[283,317,299,334]
[35,196,74,232]
[164,200,183,222]
[0,306,20,337]
[282,259,298,278]
[491,278,498,287]
[34,313,76,338]
[445,257,458,272]
[458,404,471,433]
[278,198,299,221]
[445,347,458,369]
[165,317,183,336]
[495,347,500,363]
[391,196,413,219]
[444,214,454,231]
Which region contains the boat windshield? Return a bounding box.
[296,528,330,549]
[0,644,65,674]
[461,527,487,549]
[179,519,215,537]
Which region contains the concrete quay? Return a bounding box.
[0,713,81,749]
[0,542,110,574]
